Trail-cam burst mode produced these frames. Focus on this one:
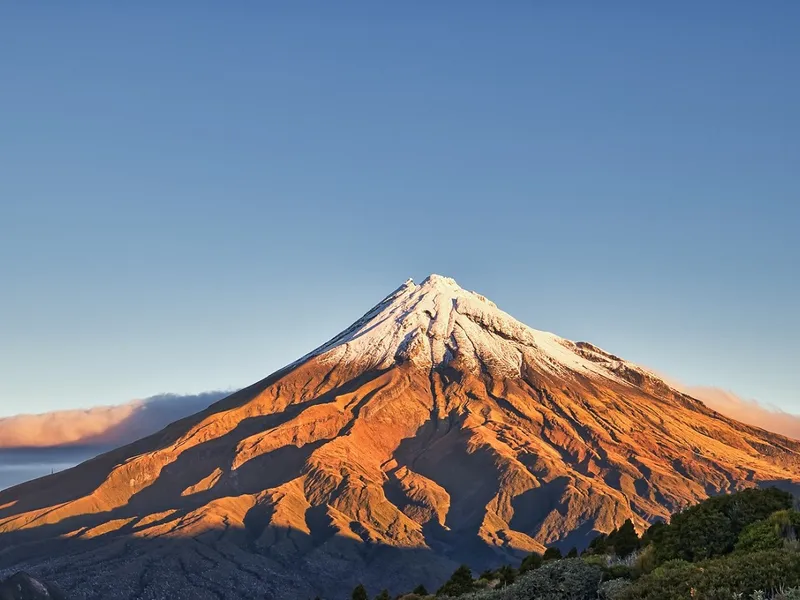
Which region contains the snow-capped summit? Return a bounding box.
[308,274,634,382]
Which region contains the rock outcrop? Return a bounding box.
[0,572,65,600]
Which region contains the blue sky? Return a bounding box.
[1,2,798,417]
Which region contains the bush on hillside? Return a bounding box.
[633,544,658,575]
[585,519,642,559]
[641,521,668,548]
[519,552,543,573]
[437,565,474,597]
[586,532,609,555]
[543,547,563,561]
[478,570,495,582]
[444,558,603,600]
[617,550,800,600]
[653,487,793,563]
[603,564,636,581]
[495,565,516,588]
[610,520,641,558]
[598,578,632,600]
[413,584,429,595]
[735,510,800,553]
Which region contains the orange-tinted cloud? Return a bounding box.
[0,391,230,449]
[674,384,800,440]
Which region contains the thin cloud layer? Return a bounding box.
[675,384,800,440]
[0,391,231,449]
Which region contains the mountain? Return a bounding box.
[1,275,798,599]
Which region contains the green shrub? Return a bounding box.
[641,521,667,548]
[659,504,735,562]
[653,488,793,563]
[617,550,800,600]
[519,552,543,573]
[633,544,658,575]
[586,519,642,559]
[543,547,563,561]
[473,578,490,590]
[587,533,609,555]
[495,565,516,588]
[437,565,474,597]
[603,564,635,581]
[412,584,429,596]
[449,558,603,600]
[736,519,785,554]
[598,578,632,600]
[478,570,495,581]
[736,510,800,553]
[610,520,641,558]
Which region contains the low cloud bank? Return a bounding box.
[674,384,800,440]
[0,391,231,449]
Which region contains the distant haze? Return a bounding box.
[675,385,800,441]
[0,391,231,449]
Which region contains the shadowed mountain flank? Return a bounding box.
[0,525,459,600]
[0,275,799,599]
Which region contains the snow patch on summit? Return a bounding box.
[302,274,633,384]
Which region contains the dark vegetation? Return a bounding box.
[350,487,800,600]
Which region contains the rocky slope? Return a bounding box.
[0,275,798,599]
[0,572,65,600]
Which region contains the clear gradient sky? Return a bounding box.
[1,3,798,418]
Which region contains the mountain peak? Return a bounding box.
[302,274,632,384]
[414,274,497,307]
[397,274,476,300]
[418,273,460,288]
